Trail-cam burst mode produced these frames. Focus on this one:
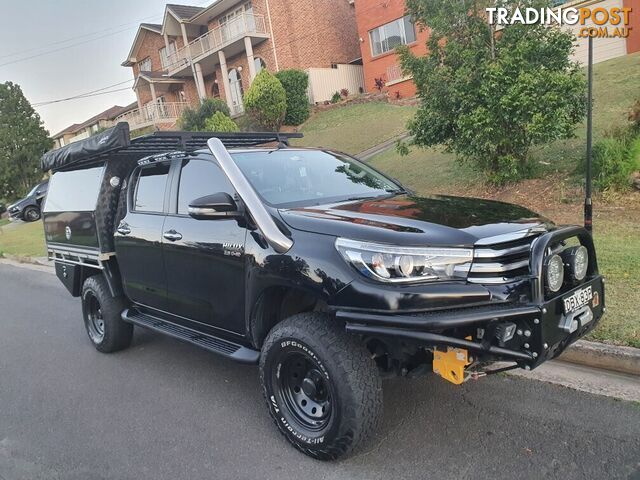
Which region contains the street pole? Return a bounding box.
[584,35,593,234]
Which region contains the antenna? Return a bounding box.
[584,35,593,234]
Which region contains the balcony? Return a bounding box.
[166,13,268,76]
[116,102,189,131]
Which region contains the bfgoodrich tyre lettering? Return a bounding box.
[259,312,382,460]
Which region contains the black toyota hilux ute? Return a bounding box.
[42,123,604,460]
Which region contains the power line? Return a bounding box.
[0,25,138,69]
[33,86,133,107]
[0,13,162,61]
[32,79,133,106]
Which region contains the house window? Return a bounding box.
[369,16,417,56]
[254,57,266,74]
[159,42,177,70]
[139,57,152,72]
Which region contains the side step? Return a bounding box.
[122,308,260,364]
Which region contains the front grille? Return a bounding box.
[468,233,540,284]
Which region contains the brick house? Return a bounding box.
[354,0,639,99]
[120,1,363,132]
[52,103,137,149]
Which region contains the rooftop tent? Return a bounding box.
[42,123,130,172]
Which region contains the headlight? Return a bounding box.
[546,254,564,292]
[563,245,588,281]
[335,238,473,283]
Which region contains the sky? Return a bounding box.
[0,0,208,136]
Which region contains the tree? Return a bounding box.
[399,0,587,183]
[178,98,230,131]
[275,69,310,125]
[204,111,239,132]
[0,82,53,199]
[243,70,287,131]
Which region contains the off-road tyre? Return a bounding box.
[22,206,40,222]
[259,312,382,460]
[81,275,133,353]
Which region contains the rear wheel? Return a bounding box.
[22,206,40,222]
[81,275,132,353]
[259,313,382,460]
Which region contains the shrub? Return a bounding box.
[275,69,310,126]
[178,98,230,131]
[588,134,640,190]
[330,91,342,104]
[340,88,349,98]
[400,0,587,184]
[629,99,640,133]
[374,77,385,91]
[204,111,239,132]
[243,70,287,131]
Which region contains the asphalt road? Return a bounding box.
[1,263,639,480]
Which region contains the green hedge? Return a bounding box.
[178,98,230,131]
[243,70,287,131]
[204,111,239,132]
[588,134,640,190]
[275,69,310,125]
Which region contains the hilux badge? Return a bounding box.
[65,226,72,240]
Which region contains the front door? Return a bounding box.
[162,157,247,335]
[114,162,171,310]
[228,68,244,115]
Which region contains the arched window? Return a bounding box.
[254,57,266,74]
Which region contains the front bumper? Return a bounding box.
[337,226,605,370]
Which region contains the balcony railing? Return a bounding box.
[166,13,267,72]
[116,102,189,130]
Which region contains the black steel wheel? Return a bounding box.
[260,312,382,460]
[81,275,132,353]
[23,206,40,222]
[276,350,334,433]
[85,292,105,343]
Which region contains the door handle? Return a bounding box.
[163,230,183,242]
[117,223,131,235]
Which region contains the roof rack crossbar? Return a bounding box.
[43,123,303,172]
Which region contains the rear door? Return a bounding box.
[162,156,247,334]
[114,162,171,310]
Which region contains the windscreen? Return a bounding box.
[43,166,105,212]
[231,150,400,207]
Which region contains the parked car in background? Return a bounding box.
[8,180,49,222]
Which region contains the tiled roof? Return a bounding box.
[139,23,162,33]
[53,105,130,138]
[166,4,205,20]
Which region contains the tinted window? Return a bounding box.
[177,159,234,215]
[134,164,170,213]
[231,150,400,207]
[44,166,104,212]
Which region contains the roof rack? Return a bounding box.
[42,123,303,172]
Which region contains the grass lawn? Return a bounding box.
[0,221,46,258]
[294,102,417,155]
[0,218,9,227]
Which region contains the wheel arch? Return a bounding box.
[247,285,329,349]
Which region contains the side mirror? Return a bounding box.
[188,192,241,220]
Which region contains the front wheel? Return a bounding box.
[81,275,133,353]
[22,206,40,222]
[259,313,382,460]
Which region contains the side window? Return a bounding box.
[177,159,234,215]
[133,163,171,213]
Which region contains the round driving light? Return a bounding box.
[546,254,564,293]
[396,255,415,277]
[572,245,588,281]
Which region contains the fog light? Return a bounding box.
[546,254,564,293]
[564,245,588,281]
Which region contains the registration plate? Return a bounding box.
[563,285,593,314]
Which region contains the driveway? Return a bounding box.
[1,263,639,480]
